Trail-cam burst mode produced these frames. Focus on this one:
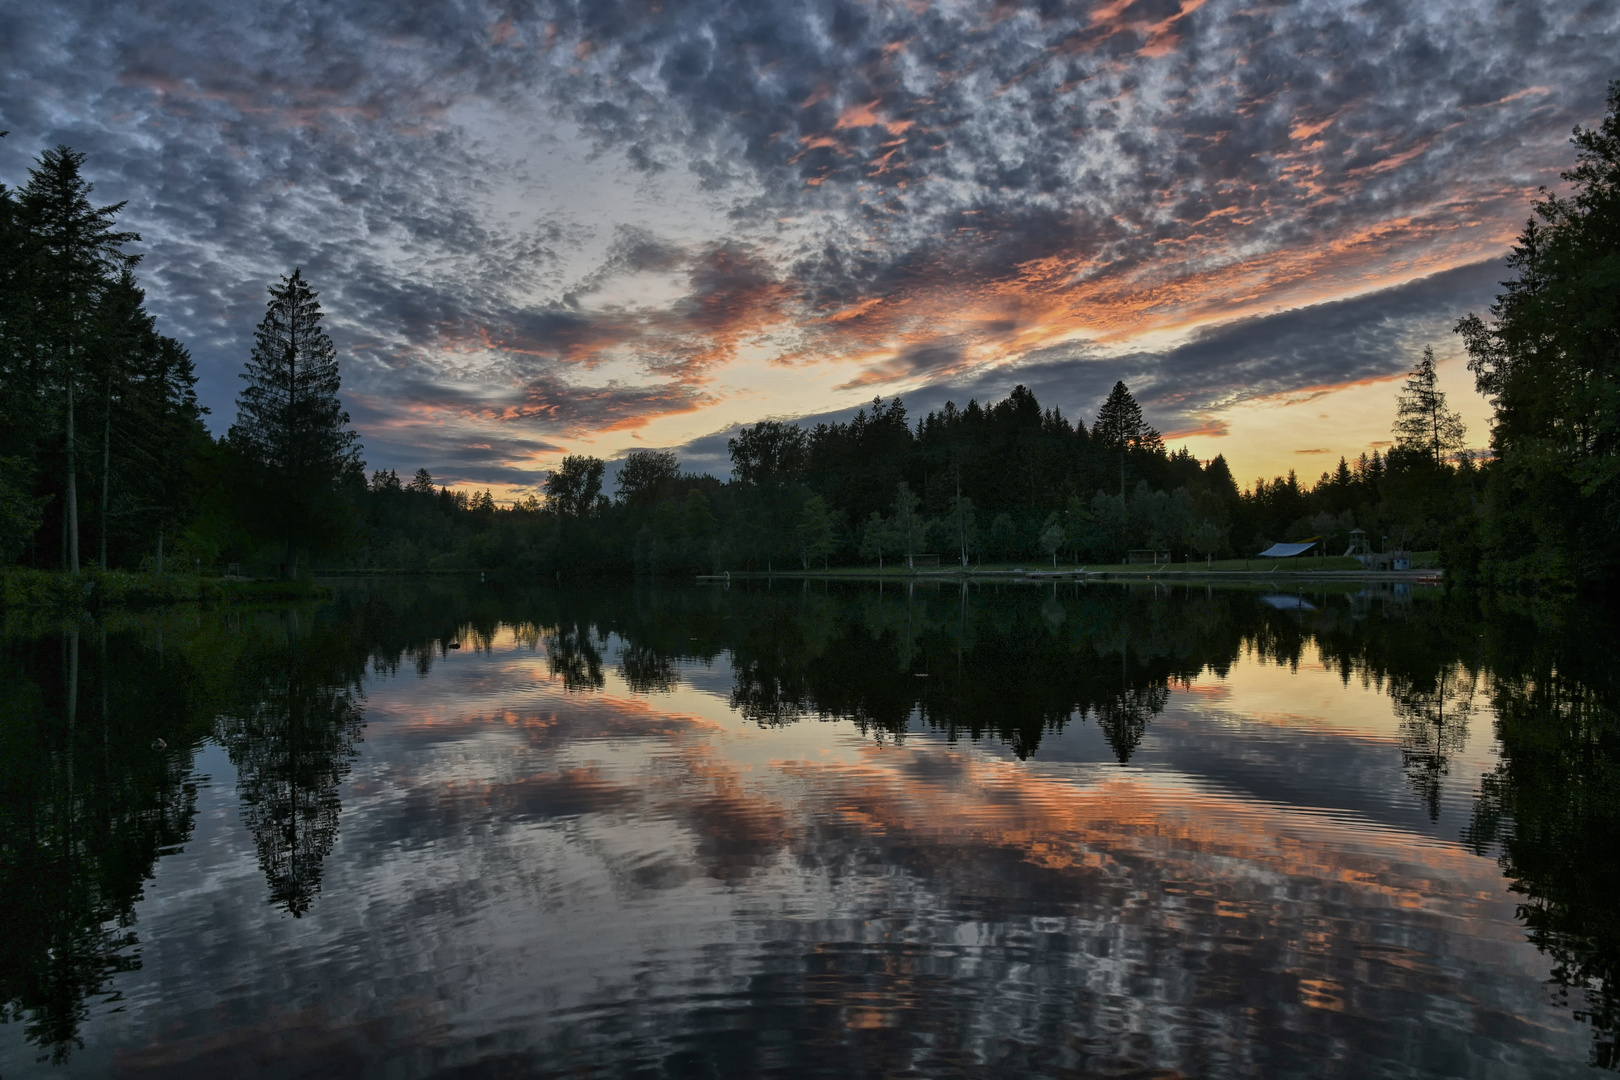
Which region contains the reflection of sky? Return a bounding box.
[4,627,1589,1077]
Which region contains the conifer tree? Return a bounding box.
[1092,381,1161,451]
[0,135,30,463]
[229,269,361,577]
[19,146,139,573]
[1456,81,1620,582]
[1392,346,1467,466]
[1093,381,1162,497]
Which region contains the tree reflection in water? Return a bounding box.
[546,621,605,692]
[1,580,1616,1069]
[1395,664,1477,821]
[1463,606,1620,1070]
[215,614,366,918]
[0,622,198,1062]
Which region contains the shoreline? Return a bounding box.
[700,566,1444,584]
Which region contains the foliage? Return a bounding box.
[4,134,1608,592]
[545,455,607,517]
[615,450,681,505]
[1092,379,1163,453]
[229,269,363,577]
[1455,81,1620,589]
[0,457,47,561]
[1,145,204,576]
[1392,345,1468,467]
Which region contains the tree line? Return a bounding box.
[0,142,206,574]
[2,80,1615,589]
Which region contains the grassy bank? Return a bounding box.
[709,552,1442,580]
[1,567,333,610]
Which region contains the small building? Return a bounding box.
[1127,550,1171,565]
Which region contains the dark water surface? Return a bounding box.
[2,579,1616,1078]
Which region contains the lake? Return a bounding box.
[1,578,1615,1078]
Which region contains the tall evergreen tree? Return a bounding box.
[0,133,31,463]
[1092,381,1159,450]
[229,269,361,577]
[1456,80,1620,585]
[1093,381,1162,497]
[1391,346,1467,466]
[18,147,139,573]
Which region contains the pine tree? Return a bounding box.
[134,335,203,571]
[0,139,31,464]
[1392,346,1467,466]
[1092,381,1146,449]
[19,147,139,573]
[1093,381,1163,497]
[229,269,361,576]
[1455,81,1620,583]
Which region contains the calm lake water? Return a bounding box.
[2,579,1616,1078]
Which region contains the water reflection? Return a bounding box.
[0,581,1614,1076]
[1463,615,1620,1070]
[0,621,198,1061]
[214,615,367,917]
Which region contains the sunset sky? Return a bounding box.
[5,0,1617,494]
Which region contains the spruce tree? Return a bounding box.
[230,269,361,577]
[1392,346,1466,466]
[1456,81,1620,582]
[0,139,30,464]
[19,146,138,573]
[1093,381,1162,497]
[1092,381,1160,450]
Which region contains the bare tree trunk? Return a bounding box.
[66,627,79,802]
[66,374,80,574]
[100,375,111,571]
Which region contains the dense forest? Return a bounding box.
[1,82,1616,590]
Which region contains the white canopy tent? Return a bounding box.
[1257,540,1319,558]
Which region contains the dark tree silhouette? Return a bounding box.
[1094,685,1170,763]
[16,147,139,574]
[615,450,681,505]
[547,622,606,691]
[229,268,362,578]
[1455,81,1620,586]
[215,638,365,917]
[728,421,809,487]
[1092,382,1161,452]
[0,626,199,1061]
[1392,346,1467,467]
[1394,664,1475,820]
[545,455,607,517]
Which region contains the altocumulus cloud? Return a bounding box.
[2,0,1615,486]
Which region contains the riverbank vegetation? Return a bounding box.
[2,84,1615,594]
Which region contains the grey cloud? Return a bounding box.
[645,258,1500,479]
[3,0,1614,467]
[926,259,1505,434]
